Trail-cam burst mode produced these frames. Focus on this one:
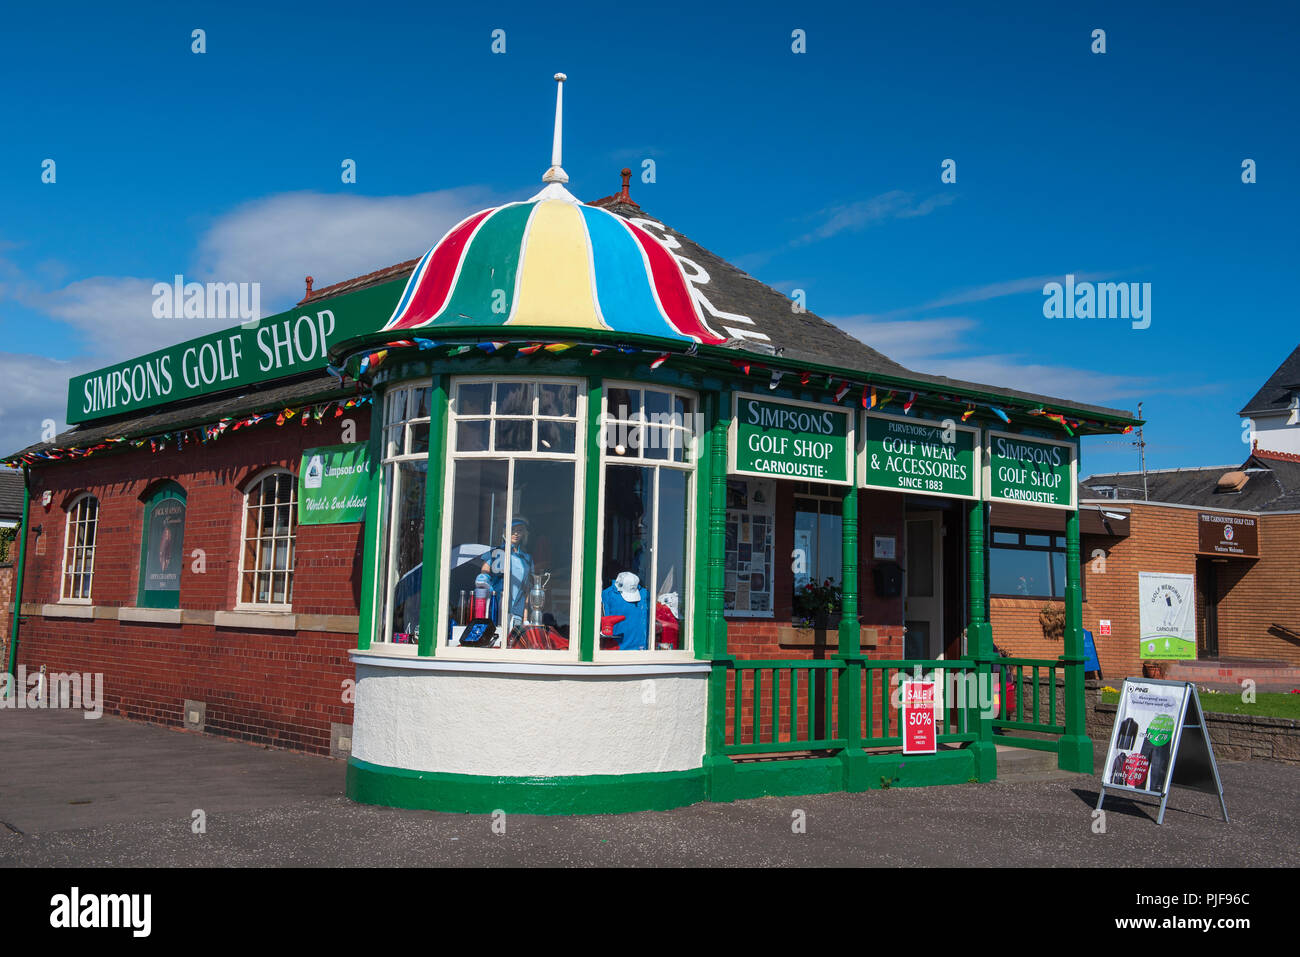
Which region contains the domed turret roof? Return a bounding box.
[384,182,728,345]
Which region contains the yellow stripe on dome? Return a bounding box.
[508,200,605,329]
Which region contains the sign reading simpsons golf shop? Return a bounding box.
[983,431,1076,509]
[298,444,369,524]
[729,393,854,486]
[65,279,402,424]
[1138,571,1197,660]
[859,412,980,499]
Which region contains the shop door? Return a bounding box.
[1196,557,1219,659]
[904,511,944,659]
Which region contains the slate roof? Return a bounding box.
[0,469,24,520]
[300,194,1135,424]
[1082,450,1300,513]
[1239,344,1300,417]
[9,373,358,460]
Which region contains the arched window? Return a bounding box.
[138,482,187,609]
[61,493,99,602]
[238,469,296,608]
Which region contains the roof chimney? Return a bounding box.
[305,275,314,299]
[618,168,639,207]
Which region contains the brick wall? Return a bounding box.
[12,410,370,754]
[0,563,12,662]
[990,502,1300,681]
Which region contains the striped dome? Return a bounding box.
[384,184,727,345]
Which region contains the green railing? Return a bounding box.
[991,657,1066,750]
[725,659,846,754]
[724,658,982,756]
[860,660,978,748]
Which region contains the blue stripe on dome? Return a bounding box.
[579,206,689,342]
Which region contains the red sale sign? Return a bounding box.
[902,680,938,754]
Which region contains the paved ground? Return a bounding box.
[1,709,1295,867]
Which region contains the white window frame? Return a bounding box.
[437,375,586,660]
[594,380,699,661]
[235,467,297,611]
[373,380,433,653]
[59,492,99,604]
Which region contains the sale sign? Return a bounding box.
[901,680,938,754]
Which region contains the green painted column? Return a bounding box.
[703,389,736,802]
[4,467,31,698]
[1058,506,1094,772]
[837,478,869,790]
[416,376,449,657]
[966,498,997,781]
[578,376,603,662]
[356,398,387,652]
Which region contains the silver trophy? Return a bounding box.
[527,571,552,624]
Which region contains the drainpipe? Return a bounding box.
[5,466,31,699]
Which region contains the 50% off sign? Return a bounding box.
[901,680,940,754]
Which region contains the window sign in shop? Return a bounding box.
[141,495,186,608]
[298,443,370,525]
[983,430,1076,509]
[725,477,775,617]
[860,412,980,500]
[1196,512,1259,557]
[729,393,854,486]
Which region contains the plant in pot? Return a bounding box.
[793,577,842,630]
[1142,660,1170,679]
[1038,603,1066,641]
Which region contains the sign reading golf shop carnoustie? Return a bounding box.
[729,393,854,486]
[860,412,980,499]
[298,444,369,525]
[984,430,1077,509]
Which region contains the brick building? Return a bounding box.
[6,81,1143,812]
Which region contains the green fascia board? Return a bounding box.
[66,279,406,425]
[330,329,1140,434]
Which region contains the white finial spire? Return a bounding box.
[542,72,569,184]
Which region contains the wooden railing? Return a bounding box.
[860,660,978,748]
[725,659,846,754]
[990,657,1066,749]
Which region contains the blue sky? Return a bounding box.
[2,0,1296,473]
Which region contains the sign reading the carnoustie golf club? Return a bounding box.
[860,412,980,499]
[65,279,403,424]
[983,430,1077,509]
[729,393,854,485]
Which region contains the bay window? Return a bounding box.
[374,383,432,645]
[599,384,696,652]
[441,378,583,653]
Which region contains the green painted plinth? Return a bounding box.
[1056,734,1095,774]
[347,757,708,815]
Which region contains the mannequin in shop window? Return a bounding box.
[601,572,649,650]
[482,517,535,628]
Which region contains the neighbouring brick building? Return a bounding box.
[988,345,1300,686]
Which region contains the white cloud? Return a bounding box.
[0,352,84,457]
[794,190,956,246]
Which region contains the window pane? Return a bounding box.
[992,530,1019,545]
[458,383,492,416]
[539,383,577,417]
[645,389,671,421]
[495,419,533,452]
[447,460,510,647]
[607,387,640,422]
[793,507,816,592]
[990,547,1053,596]
[496,381,534,416]
[653,469,688,650]
[457,420,489,451]
[537,421,575,454]
[408,421,430,456]
[507,460,575,650]
[1050,551,1067,598]
[643,425,670,460]
[409,387,432,419]
[602,464,652,650]
[1025,533,1051,547]
[389,460,427,641]
[817,509,843,590]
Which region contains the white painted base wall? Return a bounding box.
[351,660,708,777]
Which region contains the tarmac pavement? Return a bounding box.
[1,709,1295,867]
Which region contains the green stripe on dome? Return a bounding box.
[432,202,534,327]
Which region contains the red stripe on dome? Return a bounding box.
[624,221,727,345]
[389,208,494,329]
